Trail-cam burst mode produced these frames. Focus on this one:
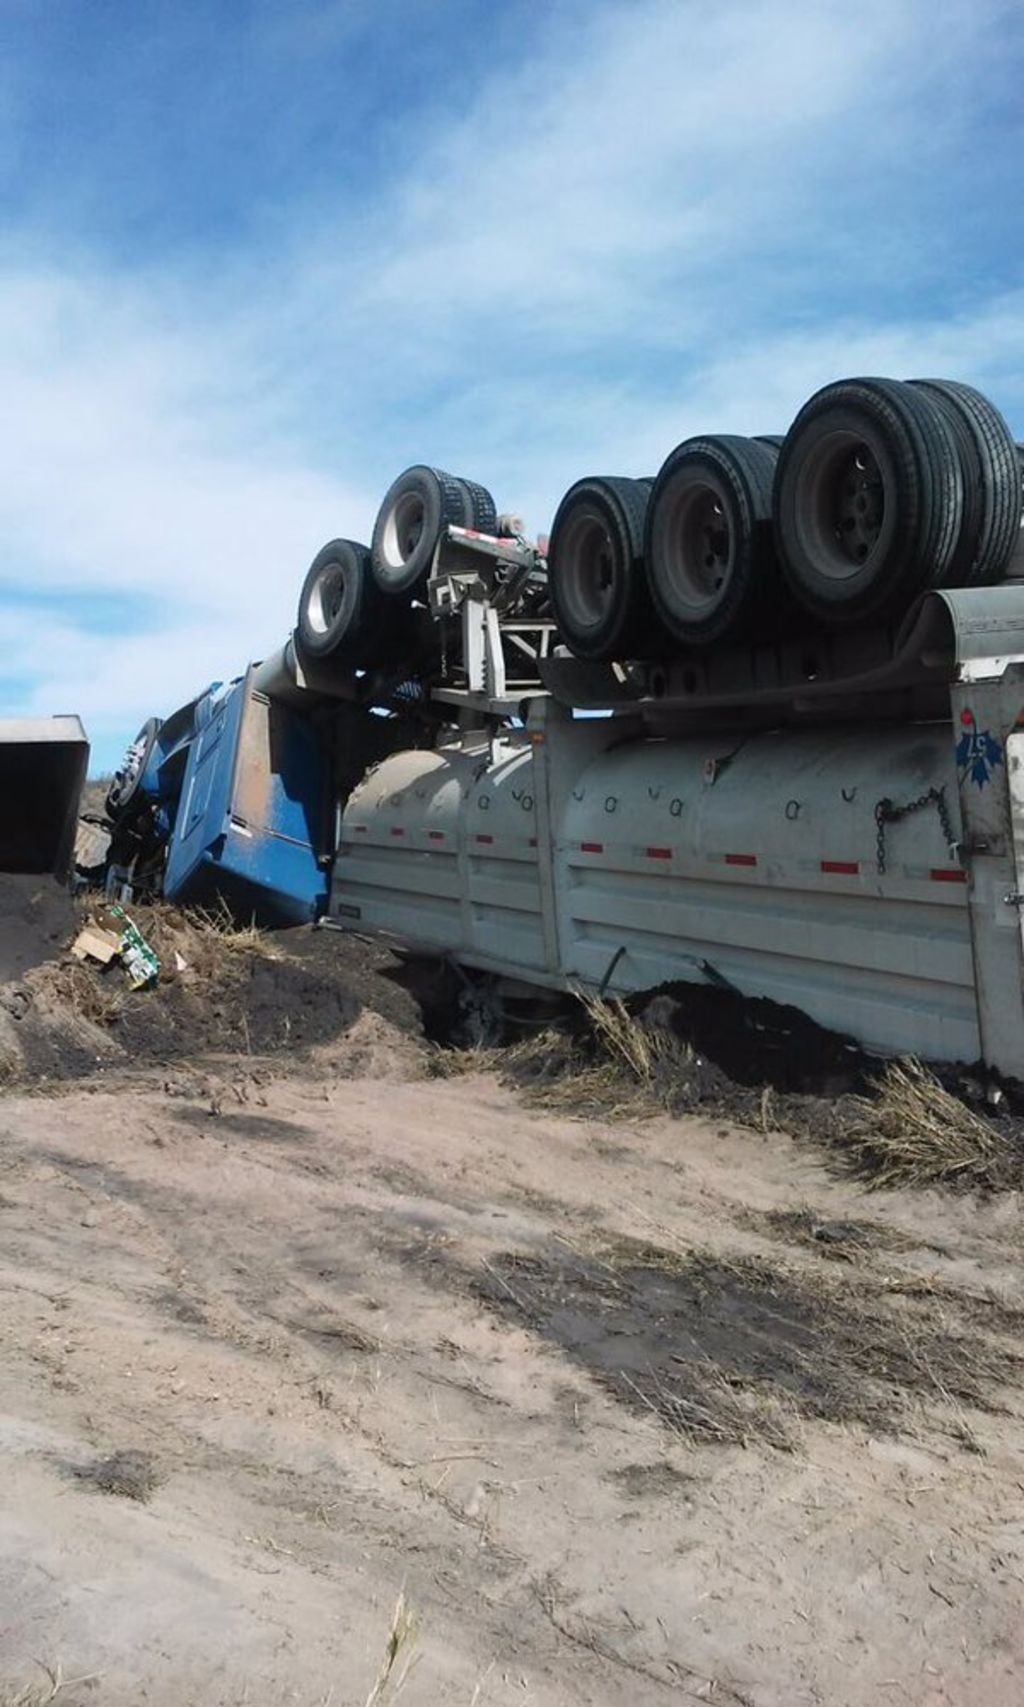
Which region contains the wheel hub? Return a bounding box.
[833,445,884,564]
[675,486,733,599]
[309,565,346,634]
[558,510,618,628]
[693,494,729,587]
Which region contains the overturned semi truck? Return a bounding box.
[92,376,1024,1076]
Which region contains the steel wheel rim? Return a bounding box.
[557,507,618,630]
[380,492,426,580]
[797,430,886,582]
[307,563,348,635]
[657,472,734,615]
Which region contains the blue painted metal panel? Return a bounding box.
[162,671,329,925]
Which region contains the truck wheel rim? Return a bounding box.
[307,563,347,634]
[658,473,734,614]
[798,431,886,581]
[380,492,426,579]
[557,508,618,630]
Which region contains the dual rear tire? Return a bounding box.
[297,464,498,668]
[370,465,498,598]
[546,476,662,662]
[549,376,1022,661]
[548,437,782,657]
[296,539,413,668]
[773,377,1019,625]
[643,435,781,647]
[301,379,1021,671]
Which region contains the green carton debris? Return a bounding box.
[110,904,161,989]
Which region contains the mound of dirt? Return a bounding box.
[0,901,424,1087]
[0,874,76,981]
[640,984,871,1097]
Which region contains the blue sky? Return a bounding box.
[1,0,1022,771]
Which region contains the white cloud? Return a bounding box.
[319,0,1010,353]
[0,260,377,759]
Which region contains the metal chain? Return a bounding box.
[874,785,955,876]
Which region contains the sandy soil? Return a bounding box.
[2,1026,1024,1706]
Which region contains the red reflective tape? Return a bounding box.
[428,829,445,841]
[476,833,494,845]
[821,859,859,875]
[390,827,404,837]
[580,841,604,854]
[930,867,966,883]
[645,846,672,860]
[725,852,757,867]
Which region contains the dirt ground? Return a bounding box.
[2,906,1024,1704]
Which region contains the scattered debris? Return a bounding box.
[495,989,1024,1191]
[750,1206,924,1262]
[69,906,159,989]
[110,905,160,989]
[69,924,121,967]
[469,1238,1022,1448]
[0,899,423,1087]
[843,1057,1012,1188]
[71,1449,162,1503]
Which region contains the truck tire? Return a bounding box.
[644,435,779,647]
[455,476,498,534]
[773,378,963,625]
[754,435,785,450]
[547,476,665,661]
[371,465,464,596]
[298,538,405,667]
[910,379,1020,585]
[105,715,162,820]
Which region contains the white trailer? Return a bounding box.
[328,579,1024,1078]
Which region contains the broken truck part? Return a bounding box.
[0,716,89,877]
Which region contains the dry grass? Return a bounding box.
[621,1361,796,1452]
[750,1205,919,1261]
[493,994,1024,1193]
[363,1592,419,1706]
[503,992,687,1119]
[72,1448,161,1502]
[581,991,667,1079]
[841,1057,1012,1188]
[472,1233,1021,1451]
[184,899,275,954]
[47,962,124,1028]
[425,1042,500,1079]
